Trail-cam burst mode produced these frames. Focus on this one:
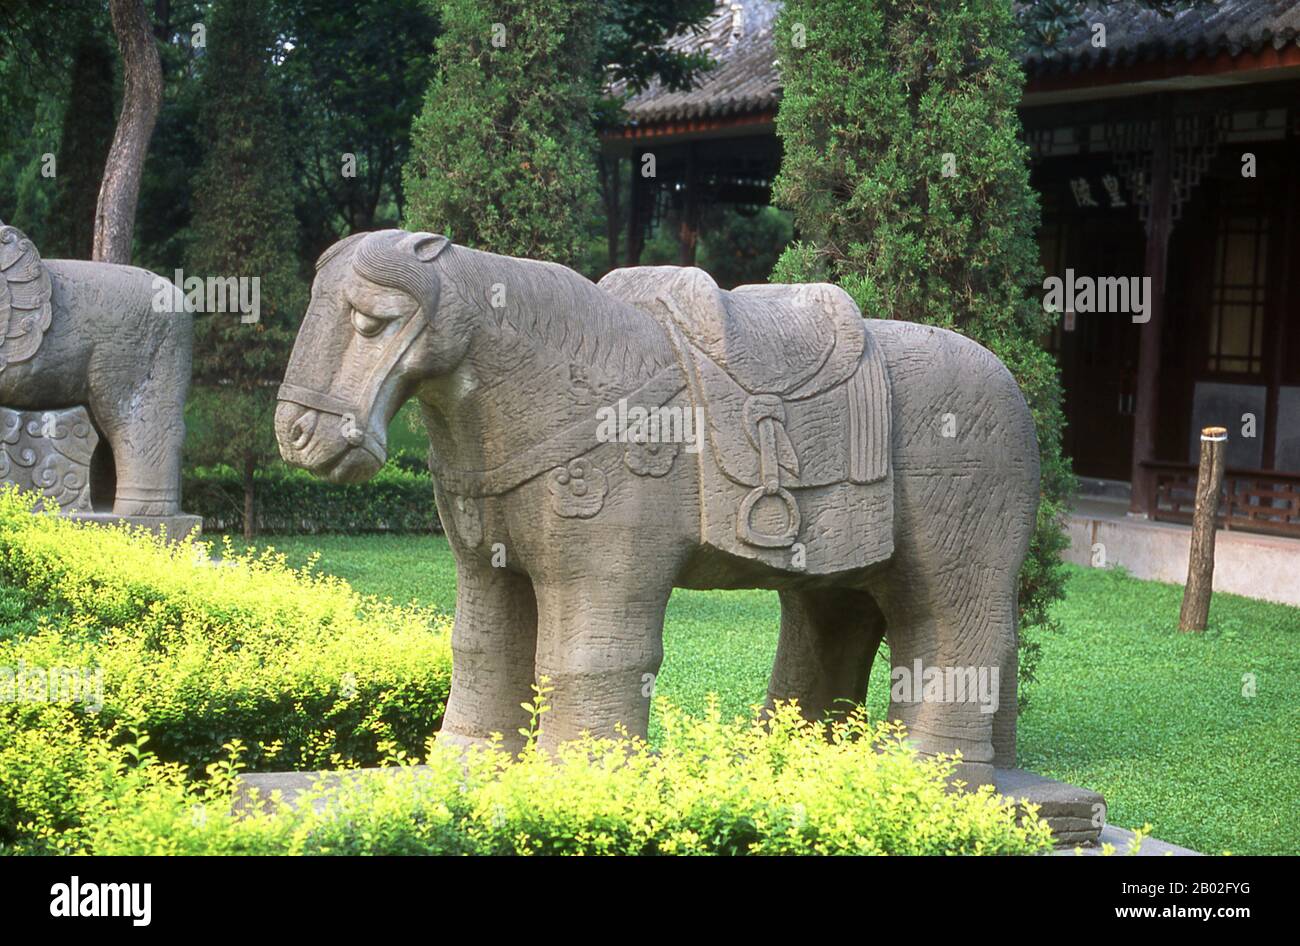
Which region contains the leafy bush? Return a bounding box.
[0,487,452,850]
[403,0,599,266]
[78,699,1053,856]
[183,459,440,534]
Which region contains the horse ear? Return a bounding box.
[408,232,450,262]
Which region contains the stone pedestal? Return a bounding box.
[67,511,202,541]
[994,768,1106,846]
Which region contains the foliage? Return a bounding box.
[59,700,1052,856]
[696,205,794,289]
[0,487,452,850]
[275,0,440,248]
[44,33,116,259]
[183,459,440,534]
[185,0,308,535]
[770,0,1073,703]
[132,0,209,276]
[593,0,716,129]
[402,0,601,266]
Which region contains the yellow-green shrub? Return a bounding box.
[80,700,1053,856]
[0,487,451,848]
[0,489,1052,856]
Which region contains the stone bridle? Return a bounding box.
[277,230,446,465]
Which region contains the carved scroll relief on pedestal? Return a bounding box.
[0,406,98,513]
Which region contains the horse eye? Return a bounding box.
[352,308,388,337]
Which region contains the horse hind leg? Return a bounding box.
[765,588,887,725]
[93,384,187,518]
[870,559,1016,790]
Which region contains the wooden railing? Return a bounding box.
[1145,462,1300,538]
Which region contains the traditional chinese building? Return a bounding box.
[603,0,1300,544]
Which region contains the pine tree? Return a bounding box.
[186,0,305,539]
[770,0,1073,702]
[401,0,599,266]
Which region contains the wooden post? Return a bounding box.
[1129,105,1174,517]
[1178,426,1227,632]
[677,142,699,266]
[627,148,645,266]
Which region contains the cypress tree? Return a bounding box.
[401,0,599,266]
[186,0,304,539]
[770,0,1073,701]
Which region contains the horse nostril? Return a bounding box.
[290,411,318,450]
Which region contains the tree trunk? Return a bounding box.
[1179,427,1227,632]
[93,0,163,264]
[242,455,257,542]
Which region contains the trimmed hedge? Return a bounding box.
[0,487,452,851]
[183,457,440,534]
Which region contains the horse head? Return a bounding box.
[275,228,467,483]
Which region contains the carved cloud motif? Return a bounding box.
[0,407,97,513]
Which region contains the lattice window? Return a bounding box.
[1206,211,1268,375]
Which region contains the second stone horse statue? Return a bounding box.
[0,221,192,518]
[276,229,1039,787]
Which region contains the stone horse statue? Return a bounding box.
[277,229,1039,787]
[0,221,192,518]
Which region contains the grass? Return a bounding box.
[227,533,1299,855]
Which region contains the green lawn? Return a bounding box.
[230,533,1300,855]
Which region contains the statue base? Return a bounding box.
[68,511,202,542]
[993,768,1106,846]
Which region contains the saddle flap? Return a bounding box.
[599,265,893,574]
[690,337,889,490]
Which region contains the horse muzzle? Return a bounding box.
[275,399,386,484]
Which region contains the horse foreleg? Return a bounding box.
[532,577,671,752]
[438,560,539,755]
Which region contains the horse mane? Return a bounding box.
[439,245,674,381]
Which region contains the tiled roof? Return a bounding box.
[616,0,782,124]
[617,1,1300,126]
[1024,0,1300,77]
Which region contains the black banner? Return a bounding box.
[0,855,1280,929]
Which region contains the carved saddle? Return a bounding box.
[0,221,53,374]
[599,266,894,575]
